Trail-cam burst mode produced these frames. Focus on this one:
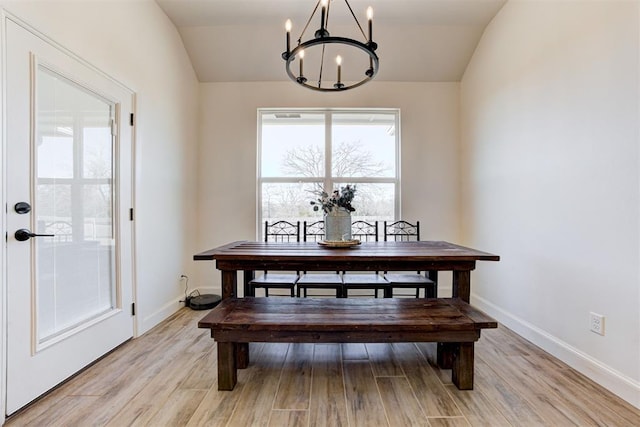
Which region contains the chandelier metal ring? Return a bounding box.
[283,38,379,92]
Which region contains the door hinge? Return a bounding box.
[110,119,118,137]
[130,113,134,126]
[129,208,134,221]
[131,302,136,316]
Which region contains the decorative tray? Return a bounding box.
[318,239,361,248]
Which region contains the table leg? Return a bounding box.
[244,270,255,297]
[427,270,438,298]
[452,270,471,302]
[240,271,253,366]
[221,270,249,368]
[439,270,471,368]
[221,270,237,299]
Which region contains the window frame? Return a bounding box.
[257,108,401,239]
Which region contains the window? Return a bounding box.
[258,109,400,238]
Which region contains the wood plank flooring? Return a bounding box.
[6,306,639,426]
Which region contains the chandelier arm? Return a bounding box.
[298,0,322,42]
[344,0,368,40]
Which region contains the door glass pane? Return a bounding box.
[35,66,116,343]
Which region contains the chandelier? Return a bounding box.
[281,0,379,92]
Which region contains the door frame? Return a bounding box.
[0,10,138,422]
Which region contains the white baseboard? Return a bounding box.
[138,287,222,335]
[472,294,640,410]
[138,299,183,336]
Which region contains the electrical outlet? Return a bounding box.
[590,312,605,335]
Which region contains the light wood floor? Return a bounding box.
[6,306,640,427]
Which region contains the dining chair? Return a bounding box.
[342,220,391,298]
[383,220,437,298]
[296,220,344,297]
[248,220,300,297]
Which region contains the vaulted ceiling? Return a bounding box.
[156,0,507,83]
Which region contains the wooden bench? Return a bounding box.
[198,297,497,391]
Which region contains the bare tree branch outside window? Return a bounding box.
[282,141,388,178]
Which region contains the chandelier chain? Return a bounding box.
[298,0,322,44]
[344,0,367,40]
[318,43,327,88]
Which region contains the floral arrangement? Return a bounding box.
[310,184,356,214]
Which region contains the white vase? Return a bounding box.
[324,208,352,241]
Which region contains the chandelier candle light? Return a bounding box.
[282,0,379,92]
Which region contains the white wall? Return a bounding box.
[0,0,200,334]
[195,82,461,293]
[460,0,640,407]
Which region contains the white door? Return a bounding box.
[4,19,135,414]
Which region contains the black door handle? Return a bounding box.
[15,229,55,241]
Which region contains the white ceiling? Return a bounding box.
[156,0,507,83]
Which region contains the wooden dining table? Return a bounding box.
[194,240,500,303]
[195,240,499,370]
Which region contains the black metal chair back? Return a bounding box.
[351,220,378,242]
[298,219,345,297]
[342,221,387,297]
[265,220,300,242]
[383,220,420,241]
[382,220,436,298]
[248,221,301,297]
[303,220,325,242]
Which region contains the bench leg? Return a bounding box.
[237,343,250,369]
[437,342,454,369]
[451,342,474,390]
[217,342,238,390]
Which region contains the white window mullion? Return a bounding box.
[395,112,401,219]
[325,111,332,190]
